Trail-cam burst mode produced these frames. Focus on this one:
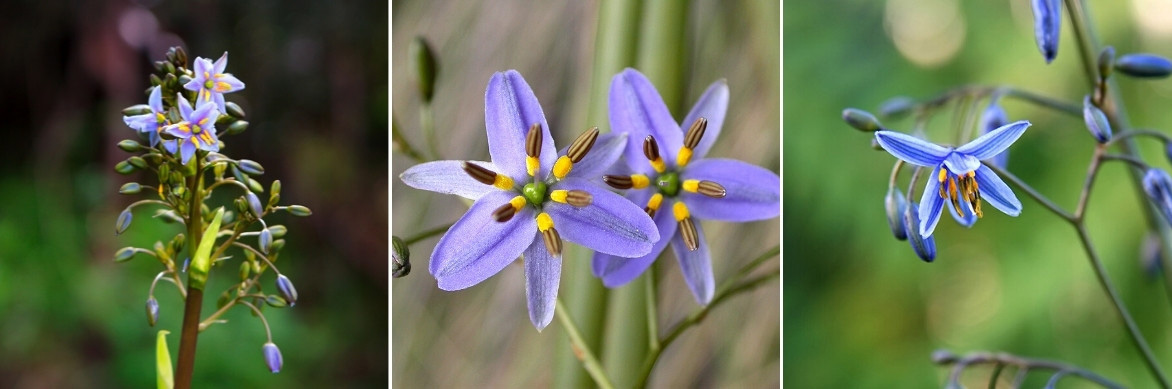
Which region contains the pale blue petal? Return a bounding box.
[873,131,950,167]
[148,85,163,113]
[177,94,194,119]
[431,191,537,290]
[485,70,555,180]
[610,68,684,174]
[563,133,627,180]
[919,166,945,238]
[680,80,729,160]
[213,52,229,74]
[399,160,503,200]
[955,120,1030,160]
[680,159,779,222]
[669,221,714,305]
[546,178,659,257]
[942,152,981,175]
[592,197,676,287]
[974,165,1022,216]
[524,235,560,331]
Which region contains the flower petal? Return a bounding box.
[545,178,659,257]
[148,85,163,113]
[430,191,538,290]
[563,133,627,180]
[947,195,978,228]
[680,159,779,222]
[178,94,194,120]
[955,120,1030,160]
[192,57,212,81]
[399,160,502,200]
[213,52,229,74]
[873,131,950,167]
[524,235,560,331]
[190,104,220,131]
[214,73,246,93]
[179,138,196,165]
[592,197,677,287]
[974,164,1022,216]
[919,166,945,238]
[610,68,685,173]
[669,221,714,305]
[124,113,156,133]
[485,70,555,180]
[942,152,981,175]
[680,79,729,160]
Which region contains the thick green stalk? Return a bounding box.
[175,159,204,389]
[555,0,642,387]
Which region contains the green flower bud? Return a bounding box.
[117,139,144,152]
[268,225,287,238]
[225,102,246,119]
[842,108,883,132]
[115,247,138,262]
[120,182,142,195]
[238,159,265,175]
[227,120,249,135]
[286,205,312,216]
[270,239,286,254]
[392,236,410,278]
[122,104,153,116]
[128,156,149,170]
[146,297,159,327]
[115,160,137,174]
[240,260,251,281]
[259,228,273,254]
[878,96,916,118]
[163,61,176,75]
[248,178,265,194]
[116,209,133,235]
[410,36,440,103]
[1098,46,1115,79]
[149,74,163,87]
[264,295,288,308]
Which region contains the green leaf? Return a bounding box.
[156,330,173,389]
[189,207,224,290]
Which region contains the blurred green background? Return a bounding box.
[392,0,778,387]
[0,1,387,387]
[785,0,1172,387]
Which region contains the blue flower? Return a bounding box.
[163,94,221,164]
[399,70,658,330]
[122,86,169,148]
[592,69,780,305]
[874,121,1031,238]
[183,52,245,112]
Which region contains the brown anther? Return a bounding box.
[696,180,726,198]
[492,203,517,222]
[645,206,657,219]
[567,127,599,163]
[525,123,543,158]
[542,227,563,256]
[603,175,634,190]
[463,162,498,186]
[679,217,699,251]
[642,136,660,161]
[565,190,593,207]
[684,117,708,149]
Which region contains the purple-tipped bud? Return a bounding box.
[1116,53,1172,79]
[116,209,133,235]
[904,202,936,262]
[276,274,298,307]
[978,103,1010,168]
[259,228,273,254]
[885,187,908,241]
[1082,95,1112,143]
[878,96,916,119]
[1031,0,1061,64]
[262,342,283,373]
[237,159,265,175]
[1143,169,1172,227]
[146,297,159,327]
[246,192,264,218]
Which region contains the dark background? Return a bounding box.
[0,0,387,387]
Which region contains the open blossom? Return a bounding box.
[400,70,658,330]
[122,85,169,148]
[874,121,1030,238]
[593,68,781,305]
[183,52,245,112]
[163,95,221,164]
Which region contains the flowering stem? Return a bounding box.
[555,299,615,389]
[912,85,1080,118]
[644,264,659,351]
[421,102,440,159]
[935,349,1122,388]
[391,116,427,163]
[175,158,205,389]
[983,162,1075,222]
[1110,129,1172,145]
[240,301,274,342]
[402,223,452,245]
[1101,153,1149,170]
[1074,145,1106,220]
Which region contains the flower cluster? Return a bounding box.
[401,68,780,329]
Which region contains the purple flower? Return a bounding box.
[399,70,658,330]
[874,121,1031,238]
[183,52,245,112]
[122,86,169,148]
[592,69,781,305]
[262,342,283,373]
[163,95,221,164]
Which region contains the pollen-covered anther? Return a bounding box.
[644,193,664,218]
[551,189,592,207]
[673,202,699,251]
[463,162,514,190]
[492,196,528,222]
[937,170,984,218]
[677,117,708,167]
[525,123,543,176]
[536,212,562,256]
[567,127,599,163]
[603,174,650,190]
[643,136,666,173]
[552,156,573,179]
[682,179,726,198]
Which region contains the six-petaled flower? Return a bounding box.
[184,52,245,112]
[163,94,221,164]
[122,85,171,149]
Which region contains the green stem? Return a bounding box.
[391,115,427,163]
[936,349,1123,388]
[175,158,205,389]
[645,264,659,351]
[421,103,439,159]
[555,299,615,389]
[984,162,1074,222]
[403,223,452,245]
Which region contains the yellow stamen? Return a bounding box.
[494,174,515,190]
[198,118,208,126]
[178,123,190,133]
[672,201,690,222]
[203,89,211,102]
[509,196,527,211]
[156,113,166,123]
[215,81,232,92]
[631,174,650,189]
[677,148,694,167]
[526,156,540,177]
[552,156,573,179]
[650,157,666,173]
[647,193,664,211]
[200,131,214,145]
[937,168,947,182]
[550,190,568,203]
[536,212,554,232]
[158,184,165,199]
[682,179,700,193]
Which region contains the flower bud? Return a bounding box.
[115,247,137,262]
[878,96,916,119]
[270,239,286,254]
[246,192,264,218]
[259,228,273,254]
[225,101,246,119]
[884,187,908,241]
[238,159,265,175]
[120,182,143,195]
[1082,95,1112,143]
[265,295,288,308]
[904,202,936,262]
[269,180,282,207]
[1116,53,1172,79]
[122,104,153,116]
[268,225,287,238]
[842,108,883,132]
[392,236,411,278]
[1142,231,1163,280]
[276,274,298,307]
[116,209,133,235]
[227,120,249,135]
[248,178,265,194]
[146,297,159,327]
[1098,46,1115,79]
[117,139,144,152]
[286,205,312,216]
[978,103,1010,169]
[262,342,283,373]
[1031,0,1061,64]
[128,156,149,170]
[1143,168,1172,227]
[410,36,439,103]
[115,160,137,174]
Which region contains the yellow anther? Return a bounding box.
[204,71,210,80]
[677,147,694,167]
[938,168,947,182]
[156,113,166,123]
[158,184,165,199]
[525,156,540,177]
[509,196,527,210]
[553,156,573,179]
[215,81,232,92]
[203,89,211,102]
[672,201,690,222]
[494,174,515,190]
[647,194,664,210]
[631,174,650,189]
[536,212,554,232]
[682,179,700,193]
[550,190,569,203]
[198,118,208,126]
[650,157,666,173]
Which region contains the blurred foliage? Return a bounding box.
[785,0,1172,387]
[0,0,386,387]
[391,0,778,387]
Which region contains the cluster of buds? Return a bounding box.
[114,46,311,375]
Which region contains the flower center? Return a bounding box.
[938,168,983,218]
[205,80,214,90]
[657,172,680,197]
[192,125,202,134]
[523,182,547,207]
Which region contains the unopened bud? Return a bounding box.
[120,182,143,194]
[116,209,133,235]
[410,36,440,103]
[246,192,264,218]
[115,160,137,174]
[146,297,159,326]
[115,247,137,262]
[268,225,287,238]
[276,274,298,307]
[259,228,273,254]
[904,202,936,262]
[286,205,312,216]
[262,342,283,373]
[842,108,882,132]
[392,236,411,278]
[227,120,249,135]
[122,104,153,116]
[238,159,265,175]
[1082,95,1112,143]
[225,101,246,119]
[1098,46,1115,79]
[878,96,916,118]
[117,139,145,152]
[1116,53,1172,79]
[885,187,908,241]
[264,295,288,308]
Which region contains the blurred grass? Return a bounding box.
[785,0,1172,387]
[391,0,778,387]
